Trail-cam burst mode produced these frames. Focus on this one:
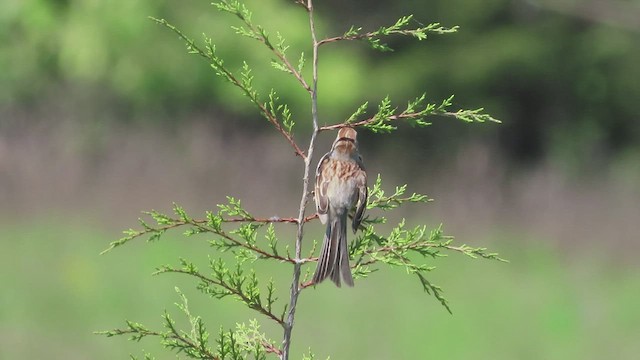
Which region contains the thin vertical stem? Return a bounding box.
[281,0,319,359]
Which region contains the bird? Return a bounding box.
[312,126,368,287]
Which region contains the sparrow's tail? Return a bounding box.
[312,211,354,287]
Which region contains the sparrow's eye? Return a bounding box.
[337,137,356,144]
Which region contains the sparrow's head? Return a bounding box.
[332,127,358,154]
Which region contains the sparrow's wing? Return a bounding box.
[352,155,367,233]
[315,151,331,224]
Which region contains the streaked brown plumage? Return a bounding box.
[313,127,367,287]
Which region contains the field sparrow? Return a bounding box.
[312,127,367,287]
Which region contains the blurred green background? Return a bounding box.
[1,0,639,359]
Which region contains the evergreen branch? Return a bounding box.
[367,174,432,210]
[103,217,291,263]
[100,325,193,353]
[444,244,509,262]
[150,17,306,159]
[236,319,282,357]
[439,107,503,123]
[213,0,311,92]
[353,220,507,266]
[170,288,216,357]
[211,223,293,264]
[416,273,451,314]
[320,95,500,133]
[102,203,317,255]
[358,238,508,264]
[98,307,218,359]
[102,205,299,264]
[347,221,506,312]
[318,15,458,50]
[297,236,507,292]
[97,321,163,342]
[98,289,266,359]
[158,264,286,327]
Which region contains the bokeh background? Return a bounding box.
[1,0,639,358]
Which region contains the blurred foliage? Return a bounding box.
[1,0,639,165]
[0,0,313,116]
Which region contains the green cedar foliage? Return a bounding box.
[99,1,504,359]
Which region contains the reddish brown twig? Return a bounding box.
[222,213,317,224]
[299,280,315,289]
[317,33,373,46]
[263,341,283,356]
